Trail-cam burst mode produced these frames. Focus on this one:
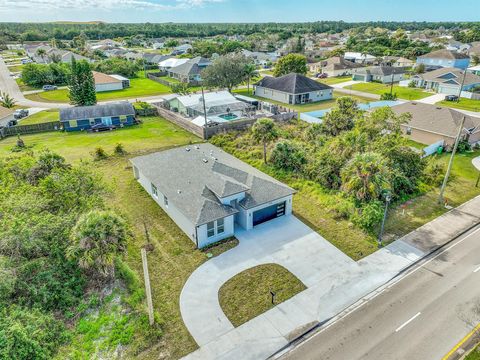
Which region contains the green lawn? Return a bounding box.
[438,98,480,112]
[219,264,306,327]
[348,82,432,100]
[8,64,23,73]
[16,78,36,92]
[318,76,352,85]
[25,77,171,103]
[20,109,59,125]
[233,89,372,113]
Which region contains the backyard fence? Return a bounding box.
[147,72,172,87]
[0,121,62,139]
[422,140,444,158]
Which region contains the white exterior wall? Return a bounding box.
[95,82,123,92]
[134,167,197,245]
[196,215,235,248]
[308,89,334,102]
[240,195,293,231]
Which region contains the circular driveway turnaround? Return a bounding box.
[179,215,357,347]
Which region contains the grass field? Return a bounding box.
[318,76,352,85]
[348,82,432,100]
[7,64,23,73]
[438,98,480,112]
[16,78,36,92]
[219,264,306,327]
[25,77,171,103]
[233,89,373,113]
[20,109,59,125]
[466,345,480,360]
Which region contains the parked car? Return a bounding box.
[42,85,58,91]
[91,123,116,132]
[7,119,17,127]
[21,59,32,64]
[316,73,328,78]
[444,95,459,101]
[13,109,29,119]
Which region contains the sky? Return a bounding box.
[1,0,479,23]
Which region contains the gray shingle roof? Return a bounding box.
[356,66,407,76]
[255,73,332,94]
[168,56,210,77]
[418,49,470,60]
[59,102,135,122]
[130,143,295,226]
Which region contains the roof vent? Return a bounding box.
[202,158,208,163]
[211,156,217,161]
[185,147,191,152]
[195,145,200,150]
[177,189,182,194]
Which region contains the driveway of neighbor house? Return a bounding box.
[416,93,446,105]
[180,216,428,359]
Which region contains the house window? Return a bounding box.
[164,195,168,207]
[207,221,215,237]
[151,183,158,198]
[217,218,225,234]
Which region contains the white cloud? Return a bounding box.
[0,0,224,11]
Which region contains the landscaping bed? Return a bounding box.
[218,264,306,327]
[348,82,432,100]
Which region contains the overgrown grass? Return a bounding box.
[218,264,306,327]
[20,109,59,125]
[348,82,432,100]
[466,344,480,360]
[438,98,480,112]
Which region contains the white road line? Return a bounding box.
[395,312,421,332]
[474,265,480,273]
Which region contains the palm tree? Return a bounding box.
[252,118,279,164]
[244,62,258,95]
[0,91,16,108]
[36,48,47,63]
[340,152,391,202]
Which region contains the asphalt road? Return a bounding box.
[282,226,480,360]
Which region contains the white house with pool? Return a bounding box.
[130,143,296,248]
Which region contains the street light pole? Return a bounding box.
[377,193,391,248]
[438,115,466,203]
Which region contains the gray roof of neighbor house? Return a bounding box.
[391,102,480,138]
[59,102,135,122]
[356,66,407,76]
[130,143,295,226]
[418,49,470,60]
[255,73,332,94]
[319,56,364,70]
[414,67,480,86]
[168,56,211,77]
[143,53,171,64]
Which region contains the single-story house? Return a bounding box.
[254,73,333,105]
[158,58,189,71]
[143,54,171,66]
[391,102,480,147]
[93,71,130,92]
[165,91,250,120]
[60,102,136,132]
[130,143,296,248]
[416,49,470,70]
[405,67,480,96]
[171,44,192,56]
[242,49,278,67]
[167,56,211,83]
[468,65,480,76]
[382,56,415,68]
[309,56,365,77]
[352,66,407,83]
[344,52,376,64]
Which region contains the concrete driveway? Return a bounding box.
[180,215,426,359]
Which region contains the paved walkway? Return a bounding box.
[181,196,480,360]
[416,93,446,105]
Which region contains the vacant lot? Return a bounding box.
[438,98,480,112]
[219,264,306,327]
[21,108,59,125]
[25,77,171,103]
[318,75,352,85]
[348,82,432,100]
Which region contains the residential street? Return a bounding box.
[282,225,480,360]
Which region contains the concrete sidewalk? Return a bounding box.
[182,196,480,360]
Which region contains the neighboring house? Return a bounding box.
[391,102,480,146]
[406,67,480,96]
[344,52,376,64]
[165,91,250,122]
[124,52,143,61]
[104,48,129,58]
[445,40,470,53]
[468,65,480,76]
[93,71,130,92]
[254,73,333,105]
[242,49,278,67]
[416,49,470,70]
[60,102,136,132]
[143,54,171,66]
[158,58,189,71]
[167,56,211,82]
[26,44,92,64]
[352,66,406,83]
[130,143,296,248]
[171,44,192,55]
[382,56,415,68]
[309,56,365,77]
[89,39,122,50]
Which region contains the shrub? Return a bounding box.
[114,143,126,155]
[351,200,384,231]
[408,80,416,88]
[93,147,107,160]
[270,140,307,172]
[380,92,397,100]
[423,159,446,187]
[457,140,471,153]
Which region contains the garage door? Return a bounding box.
[253,201,286,227]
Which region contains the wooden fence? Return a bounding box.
[0,121,62,139]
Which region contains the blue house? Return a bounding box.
[60,102,136,132]
[416,49,470,70]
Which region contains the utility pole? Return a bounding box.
[438,116,466,203]
[201,85,208,140]
[141,221,154,326]
[390,68,395,95]
[377,192,391,247]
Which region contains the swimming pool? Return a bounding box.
[303,100,405,121]
[218,113,238,121]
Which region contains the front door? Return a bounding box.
[102,117,112,126]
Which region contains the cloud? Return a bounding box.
[0,0,224,11]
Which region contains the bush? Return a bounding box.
[380,92,397,100]
[457,140,471,153]
[93,147,107,160]
[351,200,384,231]
[270,140,307,172]
[408,80,416,88]
[114,143,126,155]
[423,159,446,186]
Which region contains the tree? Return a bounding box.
[251,118,279,163]
[271,141,307,172]
[201,52,249,92]
[68,58,96,106]
[36,48,47,62]
[67,210,128,279]
[273,53,308,77]
[341,152,391,203]
[243,62,258,95]
[321,97,359,136]
[0,91,16,108]
[472,54,480,66]
[414,63,426,74]
[170,82,191,95]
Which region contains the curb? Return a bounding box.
[442,324,480,360]
[269,215,480,360]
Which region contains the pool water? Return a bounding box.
[218,113,238,121]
